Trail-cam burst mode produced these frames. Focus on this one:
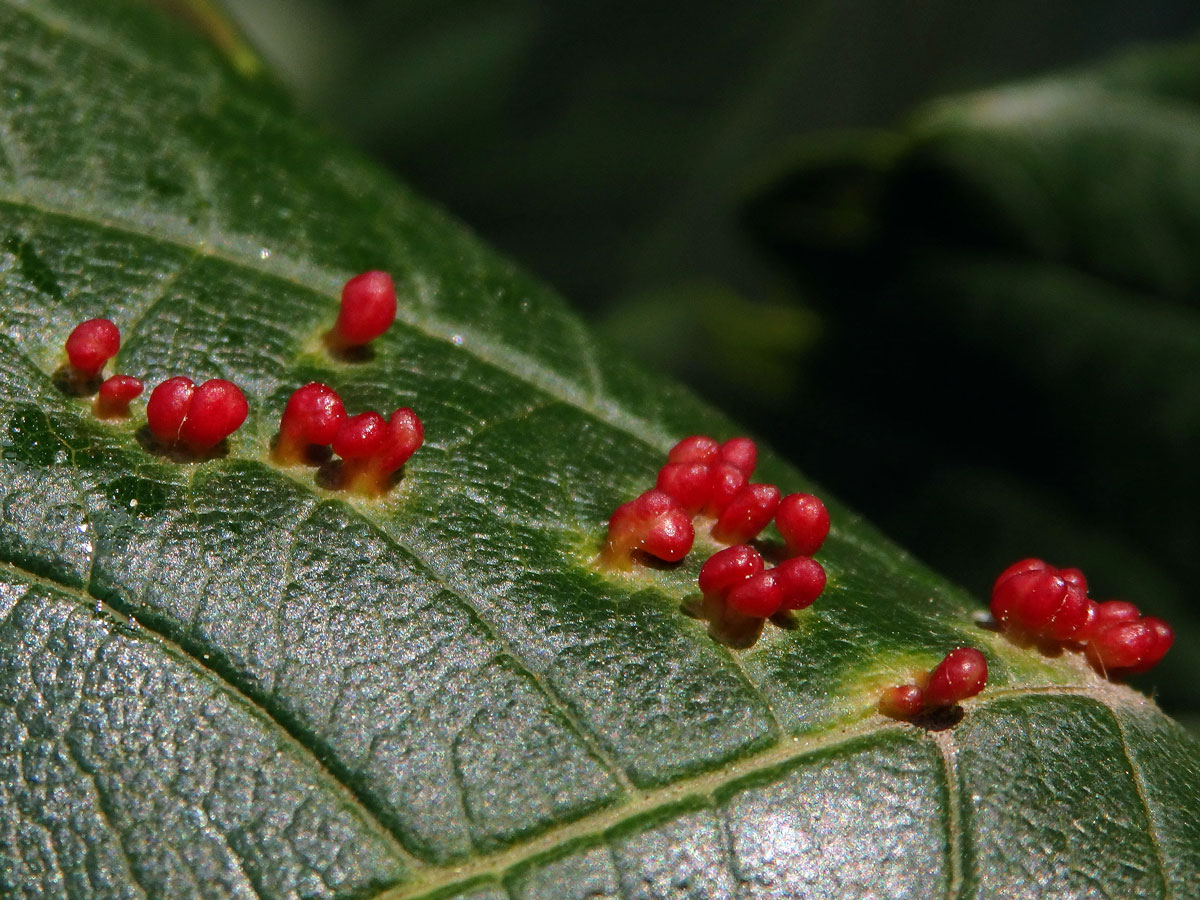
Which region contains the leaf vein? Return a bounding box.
[931,728,966,900]
[1108,707,1173,899]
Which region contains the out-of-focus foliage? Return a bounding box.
[747,38,1200,711]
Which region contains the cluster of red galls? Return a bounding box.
[63,317,248,451]
[272,382,423,495]
[991,558,1173,676]
[879,648,989,720]
[601,434,831,620]
[60,271,422,494]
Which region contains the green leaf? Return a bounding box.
[0,2,1197,898]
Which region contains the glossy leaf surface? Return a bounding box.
[0,2,1197,898]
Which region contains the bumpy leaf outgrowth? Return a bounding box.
[0,2,1197,899]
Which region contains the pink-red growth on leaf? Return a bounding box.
[94,375,143,418]
[658,435,760,518]
[702,464,748,518]
[332,407,425,495]
[146,376,248,451]
[775,493,830,557]
[698,545,764,599]
[990,558,1090,641]
[667,435,719,466]
[879,684,925,719]
[990,557,1173,677]
[65,318,120,378]
[774,556,826,611]
[274,382,347,464]
[333,411,387,459]
[146,377,196,442]
[726,569,784,618]
[332,270,397,348]
[1087,616,1173,676]
[712,483,781,544]
[924,648,988,708]
[655,463,713,515]
[601,489,694,570]
[880,647,988,720]
[718,437,756,476]
[696,547,826,619]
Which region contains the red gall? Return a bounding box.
[601,489,694,570]
[274,382,346,464]
[656,462,713,515]
[774,556,826,611]
[702,463,748,518]
[94,375,143,418]
[717,437,756,477]
[1087,616,1173,676]
[333,407,425,495]
[667,435,719,466]
[65,318,120,378]
[331,270,397,349]
[879,684,925,719]
[990,558,1090,641]
[712,483,781,544]
[698,545,764,600]
[726,569,784,618]
[775,493,830,557]
[924,648,988,709]
[146,376,248,451]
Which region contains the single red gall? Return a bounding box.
[333,411,387,459]
[65,318,120,378]
[274,382,347,464]
[377,407,424,474]
[1079,599,1140,642]
[774,556,826,611]
[667,435,719,466]
[94,375,143,418]
[725,569,784,618]
[924,647,988,709]
[702,463,748,518]
[1087,616,1173,675]
[879,684,925,719]
[775,493,830,557]
[718,437,757,477]
[178,379,249,450]
[698,544,764,599]
[656,462,713,515]
[601,489,694,570]
[332,270,397,348]
[712,482,781,544]
[146,376,196,443]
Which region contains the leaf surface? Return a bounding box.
[0,2,1198,898]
